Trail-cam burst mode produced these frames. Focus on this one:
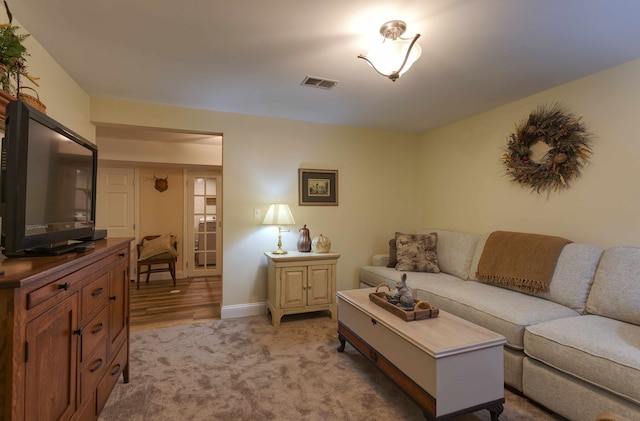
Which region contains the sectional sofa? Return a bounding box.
[359,229,640,421]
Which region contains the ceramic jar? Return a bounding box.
[297,224,311,252]
[311,234,331,253]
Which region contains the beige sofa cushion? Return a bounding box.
[542,243,603,313]
[525,315,640,405]
[587,246,640,325]
[420,229,479,279]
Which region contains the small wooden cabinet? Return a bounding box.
[265,251,340,327]
[0,238,132,421]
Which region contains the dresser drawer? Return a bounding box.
[81,271,109,322]
[27,269,84,309]
[80,344,108,405]
[81,306,109,363]
[96,343,128,414]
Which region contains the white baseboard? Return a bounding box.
[221,301,267,319]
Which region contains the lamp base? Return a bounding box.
[271,232,288,254]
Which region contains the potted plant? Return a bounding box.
[0,22,29,94]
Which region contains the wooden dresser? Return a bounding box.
[0,238,133,421]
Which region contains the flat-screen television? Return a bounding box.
[0,100,97,256]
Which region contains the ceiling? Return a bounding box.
[10,0,640,134]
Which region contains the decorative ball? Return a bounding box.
[311,234,331,253]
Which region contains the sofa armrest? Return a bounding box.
[372,254,390,267]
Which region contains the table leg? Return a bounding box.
[489,403,504,421]
[337,331,346,352]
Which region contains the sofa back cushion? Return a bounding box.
[587,246,640,325]
[419,229,478,279]
[545,243,603,313]
[470,233,602,313]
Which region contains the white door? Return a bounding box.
[96,167,136,275]
[186,172,221,276]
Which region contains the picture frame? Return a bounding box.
[298,168,338,206]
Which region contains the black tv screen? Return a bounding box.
[1,100,97,256]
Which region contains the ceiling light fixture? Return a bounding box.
[358,20,422,82]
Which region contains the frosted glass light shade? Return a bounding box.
[362,38,422,77]
[358,20,422,81]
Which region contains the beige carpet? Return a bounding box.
[99,314,562,421]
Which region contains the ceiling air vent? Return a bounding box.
[301,76,339,90]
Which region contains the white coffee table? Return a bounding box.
[337,288,506,420]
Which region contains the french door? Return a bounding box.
[186,172,221,276]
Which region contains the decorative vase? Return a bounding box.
[311,234,331,253]
[297,224,311,252]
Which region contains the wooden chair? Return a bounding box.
[136,235,178,290]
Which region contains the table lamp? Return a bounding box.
[262,203,296,254]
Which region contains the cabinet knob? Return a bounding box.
[90,358,104,373]
[110,295,117,301]
[73,327,84,336]
[111,364,122,376]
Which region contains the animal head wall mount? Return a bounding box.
[154,175,168,192]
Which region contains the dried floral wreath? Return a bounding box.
[503,103,592,193]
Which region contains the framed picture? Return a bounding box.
[299,168,338,206]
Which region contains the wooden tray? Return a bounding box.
[369,285,439,322]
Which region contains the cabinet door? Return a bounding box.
[25,293,79,421]
[108,258,129,357]
[307,264,332,306]
[280,266,307,308]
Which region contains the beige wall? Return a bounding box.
[98,136,222,166]
[17,19,94,142]
[137,167,184,271]
[418,58,640,249]
[90,98,421,309]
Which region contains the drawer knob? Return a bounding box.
[58,282,71,291]
[111,364,122,376]
[90,358,103,373]
[92,323,104,335]
[370,318,377,326]
[92,287,105,297]
[118,253,126,258]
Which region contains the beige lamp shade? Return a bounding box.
[262,203,295,226]
[263,203,295,254]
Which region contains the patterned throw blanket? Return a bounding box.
[476,231,572,294]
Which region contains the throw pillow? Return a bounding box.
[139,234,178,261]
[395,233,440,273]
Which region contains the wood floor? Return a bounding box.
[129,276,222,331]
